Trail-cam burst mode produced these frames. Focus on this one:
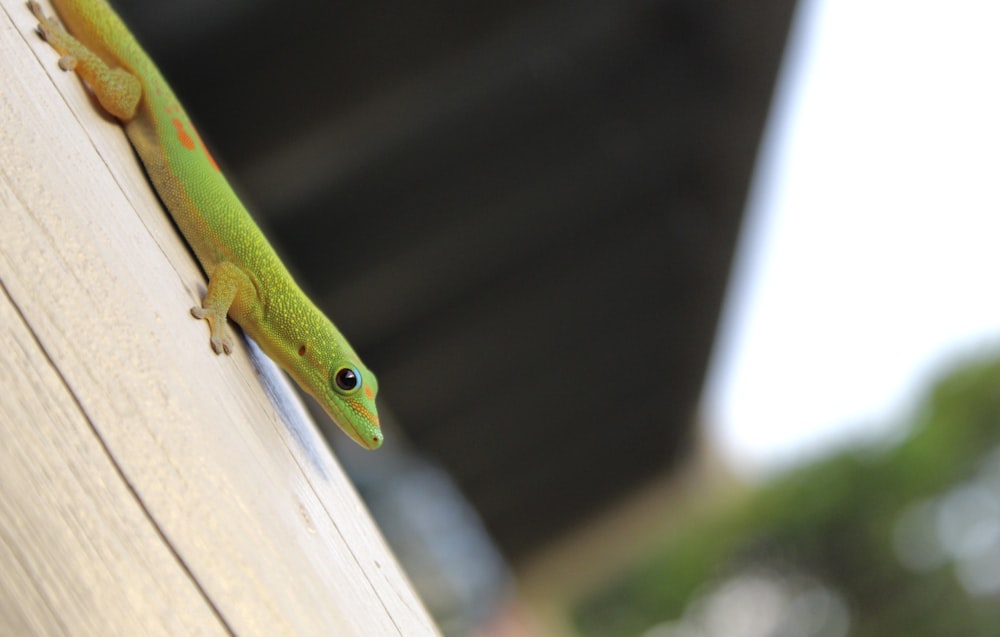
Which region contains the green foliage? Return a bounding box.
[573,355,1000,637]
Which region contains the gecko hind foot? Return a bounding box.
[29,1,62,43]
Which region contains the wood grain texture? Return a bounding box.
[0,2,439,635]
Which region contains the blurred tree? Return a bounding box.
[574,353,1000,637]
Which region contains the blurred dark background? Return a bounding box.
[108,0,796,631]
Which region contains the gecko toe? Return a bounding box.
[209,336,227,355]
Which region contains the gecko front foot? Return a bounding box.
[190,306,234,354]
[191,262,253,356]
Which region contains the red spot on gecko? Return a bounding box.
[170,117,220,171]
[192,128,220,171]
[171,118,195,150]
[364,385,374,399]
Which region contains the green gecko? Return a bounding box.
[28,0,383,449]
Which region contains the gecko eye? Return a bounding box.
[333,367,360,393]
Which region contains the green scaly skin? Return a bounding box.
[29,0,383,449]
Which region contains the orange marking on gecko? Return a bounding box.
[347,399,379,427]
[171,117,195,150]
[365,385,374,399]
[192,128,220,171]
[169,116,220,171]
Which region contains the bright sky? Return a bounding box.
[702,0,1000,477]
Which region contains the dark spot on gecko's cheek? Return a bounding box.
[298,345,306,356]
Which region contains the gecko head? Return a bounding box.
[288,341,383,449]
[320,359,383,449]
[282,323,383,449]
